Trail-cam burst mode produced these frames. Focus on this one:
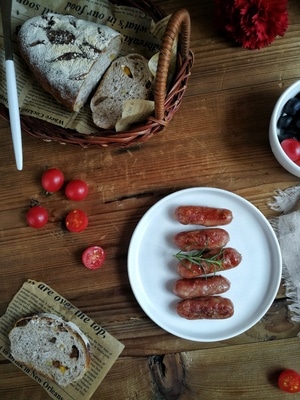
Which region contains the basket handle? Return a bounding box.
[154,8,191,121]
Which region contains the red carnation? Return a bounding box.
[214,0,288,50]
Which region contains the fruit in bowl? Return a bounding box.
[269,80,300,177]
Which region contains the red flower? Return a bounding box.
[214,0,288,49]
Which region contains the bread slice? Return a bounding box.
[18,13,123,112]
[90,53,154,129]
[9,313,91,387]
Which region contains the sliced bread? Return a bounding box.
[9,313,91,387]
[90,53,154,129]
[18,13,123,112]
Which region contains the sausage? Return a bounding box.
[177,247,242,278]
[176,296,234,319]
[174,206,233,226]
[174,228,229,251]
[173,275,231,298]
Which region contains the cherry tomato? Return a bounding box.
[41,168,64,193]
[65,179,88,201]
[82,246,106,270]
[26,205,48,228]
[278,369,300,393]
[65,209,88,232]
[281,138,300,161]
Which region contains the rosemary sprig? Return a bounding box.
[173,248,225,275]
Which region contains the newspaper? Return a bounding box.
[0,0,171,134]
[0,279,124,400]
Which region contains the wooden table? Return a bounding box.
[1,0,300,398]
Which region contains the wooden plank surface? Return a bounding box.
[1,0,300,398]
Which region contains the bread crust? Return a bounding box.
[18,13,122,111]
[9,313,91,387]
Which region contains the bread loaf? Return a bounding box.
[18,13,123,112]
[9,313,91,387]
[90,53,154,129]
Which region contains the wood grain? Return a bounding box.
[1,0,300,398]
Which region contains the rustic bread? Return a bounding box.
[17,13,123,112]
[90,53,154,129]
[9,313,91,387]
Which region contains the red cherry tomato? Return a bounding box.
[65,179,88,201]
[41,168,64,193]
[65,209,88,232]
[281,138,300,161]
[82,246,106,270]
[278,369,300,393]
[26,205,48,228]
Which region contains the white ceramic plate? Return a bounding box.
[127,187,282,342]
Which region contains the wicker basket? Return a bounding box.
[0,1,194,147]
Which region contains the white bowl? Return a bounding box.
[269,80,300,178]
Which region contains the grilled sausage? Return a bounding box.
[173,275,231,298]
[177,247,242,278]
[174,206,233,226]
[177,296,234,319]
[174,228,229,251]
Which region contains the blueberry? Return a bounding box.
[294,113,300,129]
[283,97,300,115]
[278,129,298,143]
[277,114,294,129]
